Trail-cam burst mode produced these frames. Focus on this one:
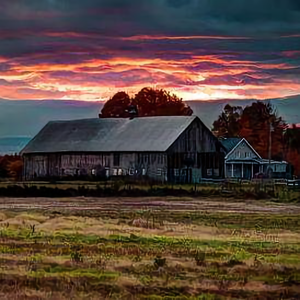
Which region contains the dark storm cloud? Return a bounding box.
[1,0,300,36]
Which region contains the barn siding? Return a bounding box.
[23,152,168,181]
[167,119,225,182]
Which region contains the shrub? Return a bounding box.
[194,250,206,266]
[153,256,166,269]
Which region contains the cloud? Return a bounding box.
[0,0,299,101]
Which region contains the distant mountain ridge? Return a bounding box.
[186,95,300,129]
[0,137,32,155]
[0,95,299,141]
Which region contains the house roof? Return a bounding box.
[21,116,199,154]
[222,138,262,160]
[220,138,243,153]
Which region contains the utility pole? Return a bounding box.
[268,118,273,179]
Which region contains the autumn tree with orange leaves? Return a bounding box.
[213,102,287,161]
[99,87,193,118]
[239,102,287,160]
[284,125,300,176]
[0,155,23,181]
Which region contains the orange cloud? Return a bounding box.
[1,45,300,101]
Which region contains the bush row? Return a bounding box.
[0,184,278,199]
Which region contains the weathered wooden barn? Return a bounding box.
[20,116,226,183]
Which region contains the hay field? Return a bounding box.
[1,197,300,299]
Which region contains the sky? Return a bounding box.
[0,0,300,101]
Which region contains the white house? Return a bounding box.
[221,138,288,179]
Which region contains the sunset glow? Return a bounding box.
[0,1,300,101]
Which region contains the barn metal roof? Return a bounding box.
[21,116,198,154]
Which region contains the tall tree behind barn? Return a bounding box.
[99,88,193,118]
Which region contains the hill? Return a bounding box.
[0,95,299,141]
[0,137,32,155]
[186,95,300,129]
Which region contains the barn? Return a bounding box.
[20,116,226,183]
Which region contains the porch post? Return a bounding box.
[251,163,254,179]
[231,164,234,177]
[241,163,244,179]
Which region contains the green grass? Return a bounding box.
[1,199,300,299]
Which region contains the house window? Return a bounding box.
[118,169,123,176]
[129,169,135,176]
[157,168,162,176]
[113,153,120,166]
[113,169,118,176]
[174,169,179,176]
[142,169,146,176]
[91,169,96,175]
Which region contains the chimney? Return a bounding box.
[127,103,138,119]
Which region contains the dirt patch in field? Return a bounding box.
[1,197,300,215]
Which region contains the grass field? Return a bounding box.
[1,197,300,299]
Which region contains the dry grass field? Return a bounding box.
[1,196,300,299]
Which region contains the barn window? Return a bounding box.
[214,169,220,177]
[151,154,156,164]
[137,154,141,164]
[144,154,149,164]
[113,153,120,166]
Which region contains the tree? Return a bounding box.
[212,104,243,138]
[284,125,300,176]
[7,160,23,181]
[212,101,287,160]
[0,154,23,180]
[99,87,193,118]
[284,125,300,152]
[99,92,131,118]
[239,102,286,160]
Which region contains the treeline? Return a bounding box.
[0,155,23,180]
[99,87,193,118]
[212,102,300,176]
